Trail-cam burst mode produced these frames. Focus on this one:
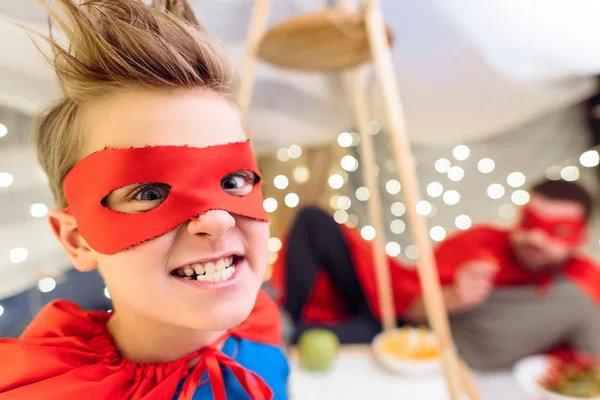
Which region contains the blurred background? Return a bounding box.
[0,0,599,343]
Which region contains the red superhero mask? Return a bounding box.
[517,206,586,245]
[63,141,268,254]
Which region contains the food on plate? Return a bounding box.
[377,326,440,360]
[297,328,340,372]
[539,355,600,398]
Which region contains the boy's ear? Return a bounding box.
[47,209,98,272]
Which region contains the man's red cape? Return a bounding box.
[271,225,600,324]
[0,289,280,400]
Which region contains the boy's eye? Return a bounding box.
[103,183,171,214]
[134,184,170,202]
[221,170,258,197]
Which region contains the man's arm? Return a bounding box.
[403,261,498,322]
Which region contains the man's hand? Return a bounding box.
[452,261,499,311]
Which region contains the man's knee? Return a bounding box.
[295,206,332,228]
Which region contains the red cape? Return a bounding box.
[0,290,280,400]
[271,225,600,324]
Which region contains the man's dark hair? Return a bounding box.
[531,179,594,220]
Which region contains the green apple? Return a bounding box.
[298,328,339,372]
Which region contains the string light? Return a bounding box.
[30,203,48,218]
[580,150,599,168]
[350,132,361,146]
[560,166,579,181]
[341,155,359,172]
[443,190,460,205]
[435,158,451,174]
[346,214,359,228]
[263,198,278,213]
[390,219,406,234]
[367,120,382,135]
[338,132,353,148]
[268,238,282,252]
[328,174,344,189]
[455,215,472,230]
[104,287,111,299]
[545,166,561,181]
[334,210,349,224]
[427,182,444,198]
[38,277,56,293]
[276,148,290,162]
[361,225,376,241]
[336,196,352,210]
[356,187,370,201]
[447,166,465,182]
[498,204,516,219]
[430,226,446,242]
[0,123,7,138]
[506,172,526,188]
[284,193,300,208]
[9,248,28,264]
[386,242,401,257]
[386,179,401,194]
[0,172,14,188]
[452,145,470,161]
[0,305,4,317]
[391,202,406,217]
[477,158,495,174]
[293,166,310,183]
[487,184,505,199]
[273,175,289,190]
[288,145,302,159]
[405,245,420,260]
[416,200,432,216]
[511,190,530,205]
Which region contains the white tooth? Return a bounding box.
[211,273,221,282]
[205,273,216,282]
[216,259,226,272]
[220,270,228,280]
[176,269,184,277]
[184,267,194,276]
[193,264,205,275]
[196,274,206,281]
[205,262,216,274]
[183,276,192,280]
[226,267,234,278]
[226,256,233,266]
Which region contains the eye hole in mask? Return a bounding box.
[102,183,172,214]
[222,170,259,197]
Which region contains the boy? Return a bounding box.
[0,0,289,398]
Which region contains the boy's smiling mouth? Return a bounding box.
[170,254,244,284]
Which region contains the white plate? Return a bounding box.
[371,328,442,376]
[513,355,600,400]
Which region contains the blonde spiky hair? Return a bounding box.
[32,0,233,208]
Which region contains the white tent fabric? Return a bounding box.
[434,0,600,82]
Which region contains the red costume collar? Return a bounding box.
[0,290,280,399]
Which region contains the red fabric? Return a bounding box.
[63,141,268,254]
[433,225,600,308]
[273,223,600,325]
[0,290,279,400]
[517,206,586,245]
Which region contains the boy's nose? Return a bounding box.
[187,210,235,239]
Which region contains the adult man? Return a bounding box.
[271,179,600,368]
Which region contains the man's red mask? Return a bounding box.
[517,206,586,245]
[63,141,268,254]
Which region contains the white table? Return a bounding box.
[288,346,531,400]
